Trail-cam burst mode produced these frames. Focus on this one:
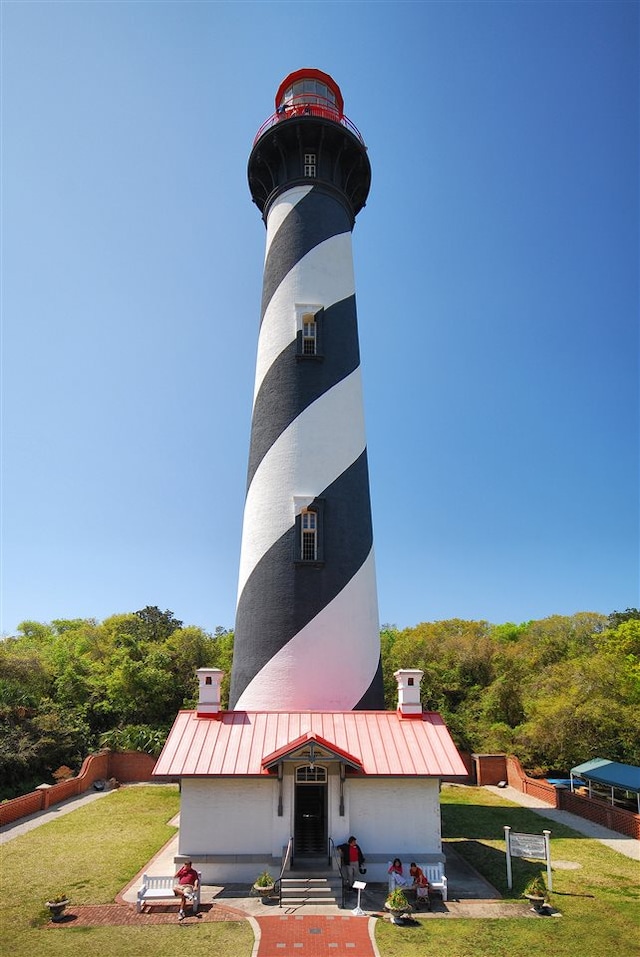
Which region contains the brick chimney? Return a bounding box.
[394,669,424,716]
[196,668,224,716]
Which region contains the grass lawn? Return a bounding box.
[375,784,640,957]
[2,782,638,957]
[0,785,253,957]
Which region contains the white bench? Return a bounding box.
[423,863,447,901]
[388,862,448,901]
[136,873,201,913]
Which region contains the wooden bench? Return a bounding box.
[136,873,201,914]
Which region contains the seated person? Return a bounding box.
[409,862,430,902]
[388,858,409,887]
[173,861,199,920]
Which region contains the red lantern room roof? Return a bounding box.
[275,68,344,116]
[252,68,365,147]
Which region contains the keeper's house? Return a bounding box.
[153,667,467,883]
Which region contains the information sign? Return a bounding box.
[504,826,552,891]
[509,833,547,859]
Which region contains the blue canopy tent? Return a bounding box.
[570,759,640,813]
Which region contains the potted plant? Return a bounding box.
[45,893,70,921]
[253,870,275,900]
[523,874,549,911]
[385,886,411,919]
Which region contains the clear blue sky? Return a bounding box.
[1,0,638,637]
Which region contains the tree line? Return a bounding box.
[0,605,637,800]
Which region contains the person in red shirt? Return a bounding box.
[388,858,409,887]
[409,862,430,907]
[173,861,199,920]
[338,836,366,888]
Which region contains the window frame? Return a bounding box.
[295,304,324,360]
[293,499,325,565]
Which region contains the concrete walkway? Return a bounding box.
[0,788,112,844]
[483,784,640,862]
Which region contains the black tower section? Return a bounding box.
[248,114,371,225]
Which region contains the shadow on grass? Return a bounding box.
[450,838,546,896]
[441,797,577,842]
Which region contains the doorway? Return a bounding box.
[294,781,327,857]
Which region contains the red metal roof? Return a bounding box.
[262,731,364,771]
[153,710,467,778]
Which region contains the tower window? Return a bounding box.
[295,305,323,359]
[294,499,324,564]
[302,316,316,355]
[301,510,317,561]
[281,80,336,110]
[304,153,316,177]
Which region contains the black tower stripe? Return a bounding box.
[247,295,360,489]
[260,188,352,323]
[230,450,373,707]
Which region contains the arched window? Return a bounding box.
[296,765,327,783]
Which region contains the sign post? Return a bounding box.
[504,826,552,890]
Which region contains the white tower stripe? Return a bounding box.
[253,231,355,405]
[237,368,366,604]
[235,549,380,711]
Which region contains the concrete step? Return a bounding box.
[279,877,342,906]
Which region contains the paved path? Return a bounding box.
[253,915,379,957]
[0,788,111,844]
[484,785,640,862]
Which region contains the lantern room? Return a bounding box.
[275,68,344,121]
[248,68,370,219]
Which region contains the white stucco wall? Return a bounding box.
[177,774,443,884]
[339,778,443,881]
[178,778,287,882]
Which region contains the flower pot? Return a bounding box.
[385,901,410,919]
[46,900,69,922]
[253,883,275,900]
[525,894,546,912]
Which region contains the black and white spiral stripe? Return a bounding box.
[229,184,383,711]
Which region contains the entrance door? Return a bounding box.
[294,782,327,857]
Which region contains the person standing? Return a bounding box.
[339,836,365,887]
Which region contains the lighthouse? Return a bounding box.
[229,69,384,711]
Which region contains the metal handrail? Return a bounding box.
[329,838,348,909]
[277,837,293,907]
[253,107,366,146]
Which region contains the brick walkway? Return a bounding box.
[46,906,379,955]
[46,901,246,927]
[254,915,377,957]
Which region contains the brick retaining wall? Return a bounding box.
[0,750,155,826]
[505,754,640,840]
[506,755,557,804]
[472,753,508,786]
[558,788,640,840]
[108,751,157,782]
